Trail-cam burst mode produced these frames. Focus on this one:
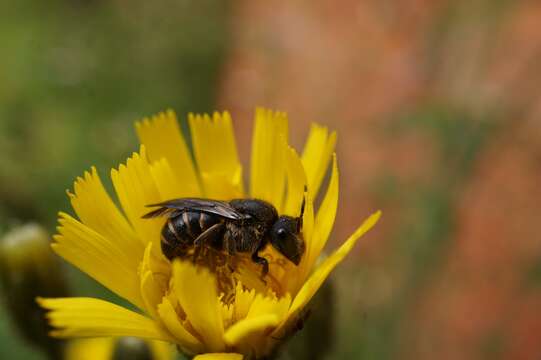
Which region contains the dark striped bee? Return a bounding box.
[142,197,306,275]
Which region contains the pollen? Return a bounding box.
[191,246,287,307]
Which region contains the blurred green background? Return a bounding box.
[2,0,541,359]
[0,0,229,358]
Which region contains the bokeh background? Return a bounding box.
[1,0,541,359]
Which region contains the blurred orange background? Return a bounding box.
[218,1,541,359]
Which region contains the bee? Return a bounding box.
[142,196,306,275]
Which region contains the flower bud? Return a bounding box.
[0,223,69,358]
[64,337,173,360]
[111,337,153,360]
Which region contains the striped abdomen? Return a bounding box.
[160,211,222,260]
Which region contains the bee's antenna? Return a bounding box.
[299,185,307,228]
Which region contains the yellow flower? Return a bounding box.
[38,108,381,359]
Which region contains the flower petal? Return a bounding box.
[150,158,186,200]
[233,282,256,322]
[68,166,143,266]
[53,213,144,309]
[305,154,339,273]
[301,124,336,199]
[157,297,204,355]
[283,146,307,217]
[246,293,291,320]
[111,146,162,246]
[149,341,176,360]
[135,110,201,197]
[189,112,243,199]
[221,303,235,330]
[280,211,381,330]
[141,271,161,319]
[38,297,174,341]
[64,338,114,360]
[225,293,290,355]
[280,164,318,295]
[140,243,167,320]
[223,314,279,346]
[193,354,243,360]
[250,108,289,210]
[172,261,225,352]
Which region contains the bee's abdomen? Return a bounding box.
[182,211,221,238]
[161,211,223,258]
[160,215,189,260]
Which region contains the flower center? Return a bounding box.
[188,247,288,304]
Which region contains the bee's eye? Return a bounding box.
[276,228,287,239]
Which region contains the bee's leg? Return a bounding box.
[193,223,224,263]
[192,246,202,264]
[251,251,269,277]
[222,233,236,271]
[223,232,236,256]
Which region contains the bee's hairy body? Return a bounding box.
[143,197,306,276]
[161,210,269,259]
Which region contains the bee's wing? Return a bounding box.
[142,198,248,220]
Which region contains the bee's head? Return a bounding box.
[270,216,305,265]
